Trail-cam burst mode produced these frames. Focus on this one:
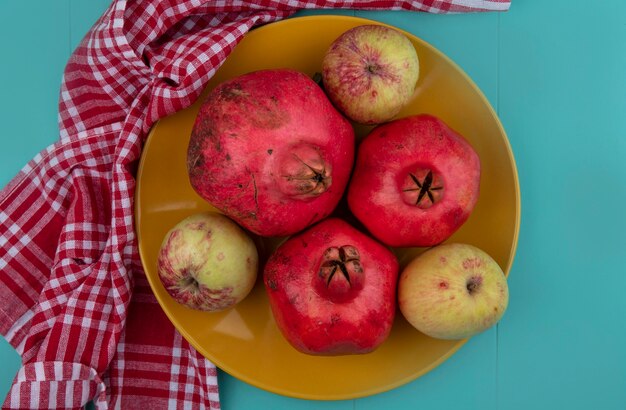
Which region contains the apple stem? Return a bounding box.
[366,63,380,74]
[179,275,200,292]
[466,276,483,295]
[312,72,324,90]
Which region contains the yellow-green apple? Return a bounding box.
[321,24,419,124]
[157,212,258,312]
[264,218,399,355]
[398,243,509,340]
[347,114,480,247]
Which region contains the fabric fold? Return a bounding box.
[3,362,107,410]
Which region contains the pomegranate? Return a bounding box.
[264,218,399,355]
[187,69,354,237]
[347,114,481,247]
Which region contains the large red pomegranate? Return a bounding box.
[347,114,481,247]
[187,69,354,237]
[264,218,399,355]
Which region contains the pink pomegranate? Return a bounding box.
[264,218,399,355]
[187,69,354,237]
[347,114,481,247]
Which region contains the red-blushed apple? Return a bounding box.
[347,114,480,247]
[157,212,258,312]
[263,218,399,355]
[321,24,419,124]
[398,243,509,340]
[187,68,354,237]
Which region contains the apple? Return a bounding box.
[347,114,481,247]
[398,243,509,340]
[263,218,399,355]
[157,212,258,311]
[321,24,419,124]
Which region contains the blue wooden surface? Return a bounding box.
[1,1,625,408]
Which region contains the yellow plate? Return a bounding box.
[135,15,520,400]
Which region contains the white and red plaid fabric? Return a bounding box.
[0,0,510,408]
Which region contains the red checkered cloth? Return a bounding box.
[0,0,510,408]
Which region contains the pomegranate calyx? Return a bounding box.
[276,145,333,199]
[401,168,444,209]
[317,245,364,302]
[282,154,331,196]
[319,245,362,287]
